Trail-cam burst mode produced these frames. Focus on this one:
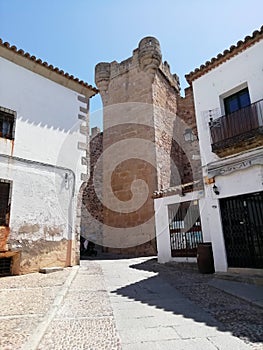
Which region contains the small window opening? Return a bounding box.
[0,108,16,140]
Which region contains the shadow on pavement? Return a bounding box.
[112,258,263,346]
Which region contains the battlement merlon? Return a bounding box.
[95,62,111,92]
[95,36,180,93]
[159,61,180,93]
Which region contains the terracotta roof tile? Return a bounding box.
[0,38,98,94]
[185,26,263,83]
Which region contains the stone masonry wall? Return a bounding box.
[152,64,180,190]
[94,37,165,255]
[82,128,103,246]
[8,239,68,274]
[87,37,202,256]
[177,86,202,189]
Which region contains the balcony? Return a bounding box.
[209,99,263,157]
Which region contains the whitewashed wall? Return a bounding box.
[192,40,263,166]
[154,190,204,264]
[0,57,88,268]
[0,57,86,175]
[191,40,263,272]
[0,157,72,241]
[199,164,263,272]
[154,40,263,272]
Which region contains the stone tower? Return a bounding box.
[83,37,198,255]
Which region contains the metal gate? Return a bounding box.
[168,201,203,257]
[220,191,263,268]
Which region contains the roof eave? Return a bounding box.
[185,25,263,84]
[0,39,98,97]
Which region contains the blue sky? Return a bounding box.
[1,0,262,129]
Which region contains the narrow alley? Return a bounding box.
[0,257,262,350]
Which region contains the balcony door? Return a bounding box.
[224,87,251,115]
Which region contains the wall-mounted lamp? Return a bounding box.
[213,184,220,195]
[184,128,198,142]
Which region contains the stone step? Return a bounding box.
[39,267,64,274]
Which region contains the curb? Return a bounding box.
[208,279,263,310]
[21,265,79,350]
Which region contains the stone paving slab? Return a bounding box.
[69,274,106,291]
[207,335,260,350]
[36,264,121,350]
[0,269,72,350]
[0,269,71,289]
[122,335,258,350]
[0,264,121,350]
[173,323,225,339]
[0,287,61,316]
[120,325,181,343]
[209,278,263,308]
[98,257,261,349]
[37,317,121,350]
[77,263,103,276]
[0,315,44,350]
[121,337,219,350]
[56,291,113,318]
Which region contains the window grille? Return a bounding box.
[0,107,16,140]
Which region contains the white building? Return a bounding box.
[0,39,97,274]
[188,27,263,272]
[155,27,263,272]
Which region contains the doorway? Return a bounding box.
[220,191,263,268]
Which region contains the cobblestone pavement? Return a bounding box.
[37,262,120,350]
[0,257,262,349]
[0,268,72,349]
[0,263,121,350]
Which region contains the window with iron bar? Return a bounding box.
[0,107,16,140]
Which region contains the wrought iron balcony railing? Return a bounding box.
[209,99,263,152]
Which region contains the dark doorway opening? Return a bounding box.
[220,191,263,268]
[0,257,12,276]
[0,181,11,226]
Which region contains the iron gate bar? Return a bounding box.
[220,191,263,268]
[168,201,203,257]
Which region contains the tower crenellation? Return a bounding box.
[138,36,162,79]
[95,62,111,92]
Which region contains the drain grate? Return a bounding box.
[0,257,12,276]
